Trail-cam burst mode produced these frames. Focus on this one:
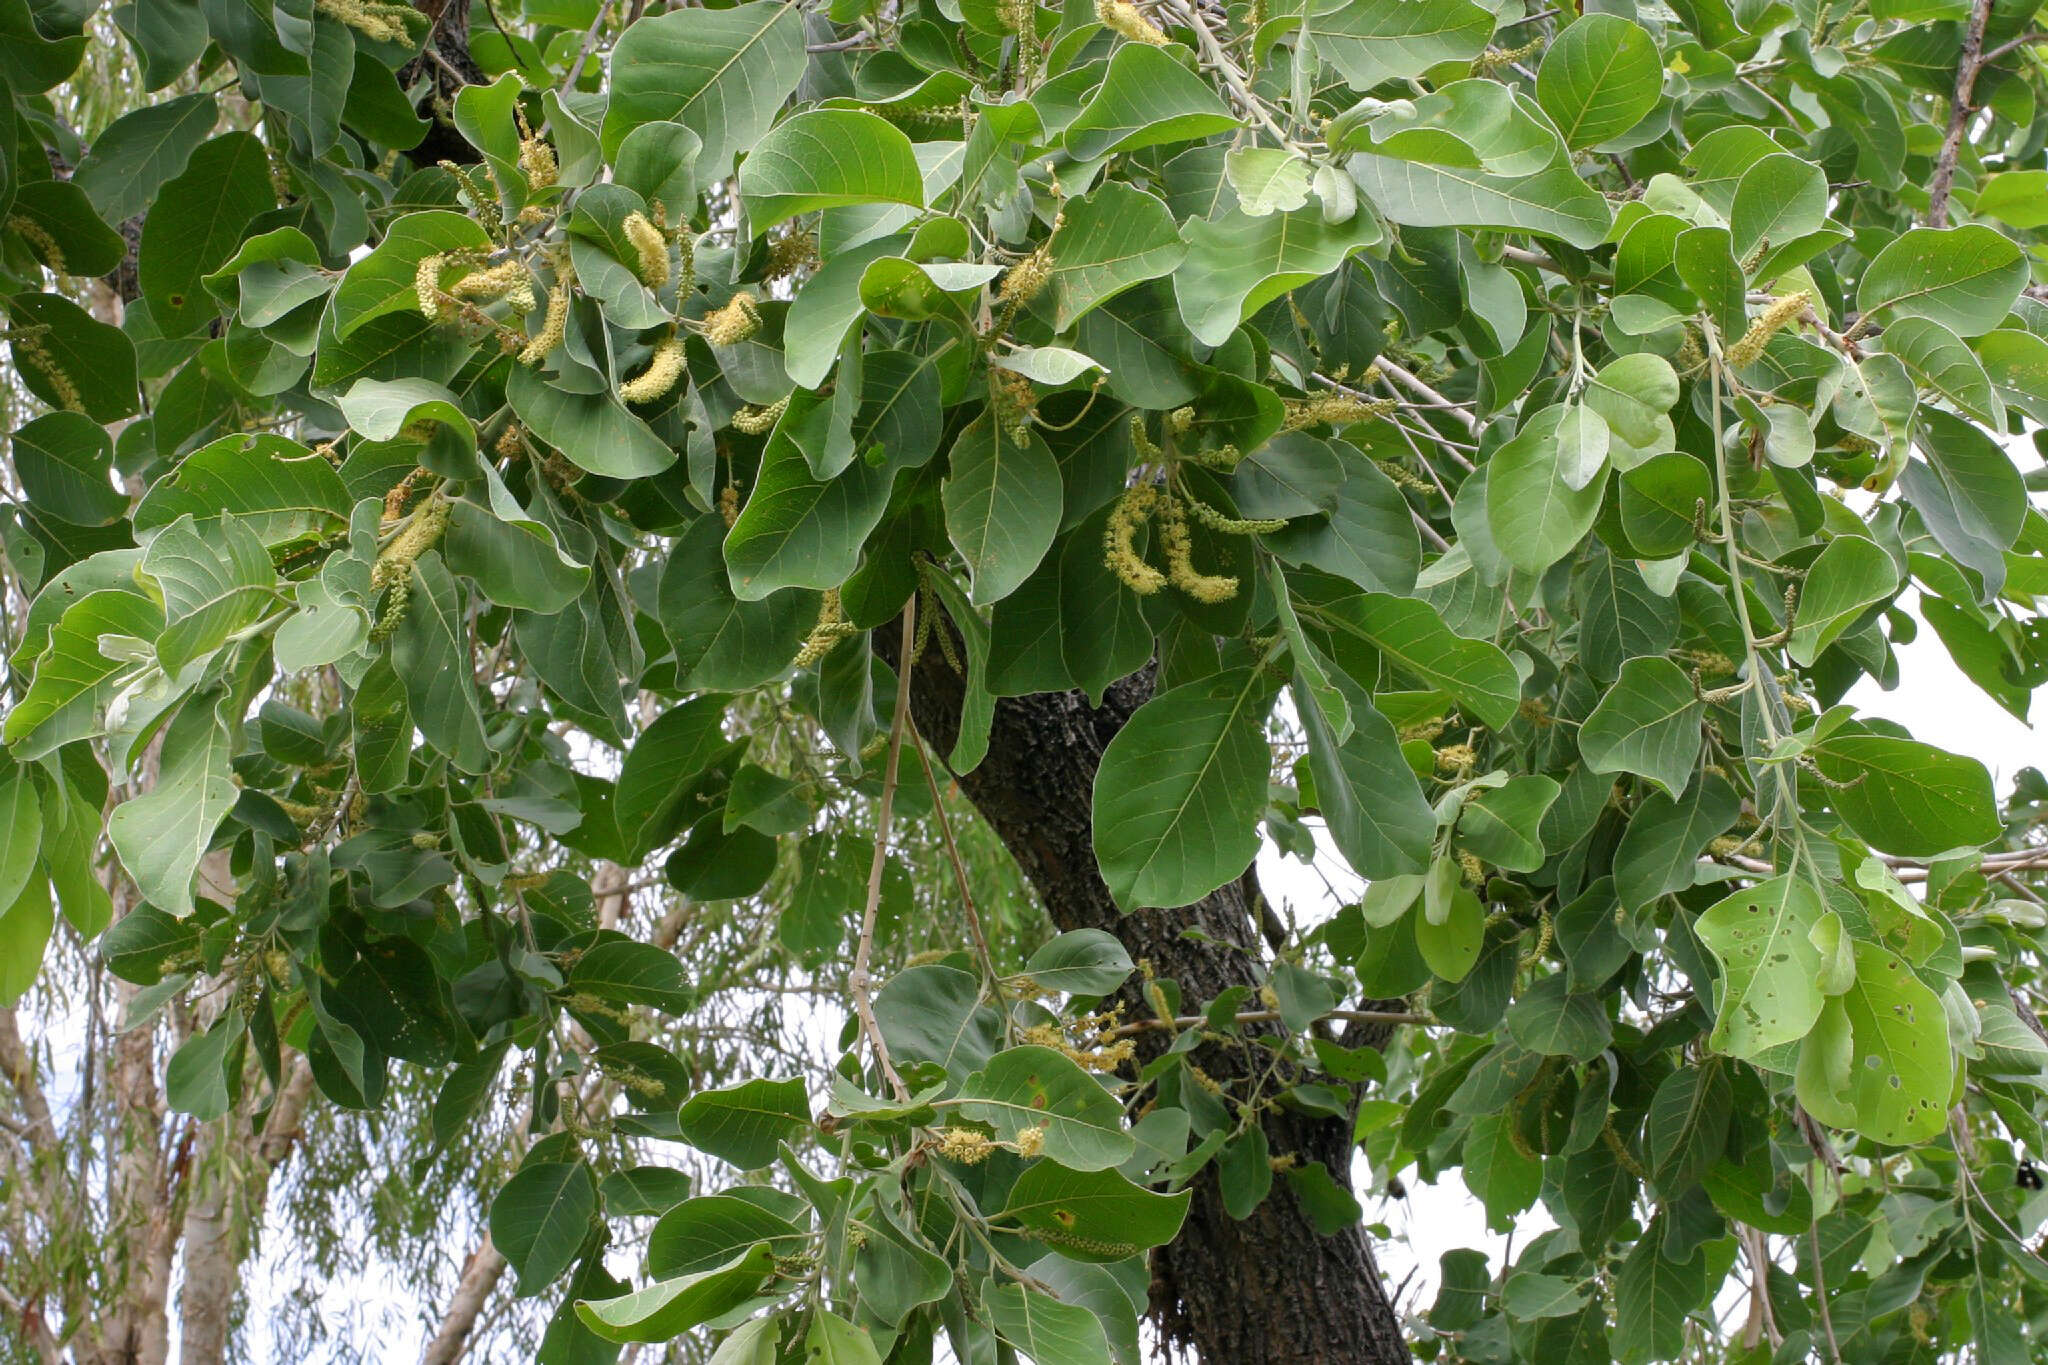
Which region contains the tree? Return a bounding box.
[3,0,2048,1357]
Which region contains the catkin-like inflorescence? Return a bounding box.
[1182,497,1286,535]
[315,0,425,43]
[415,253,448,319]
[1158,496,1238,603]
[619,335,685,404]
[518,272,572,367]
[999,248,1051,306]
[1725,289,1810,368]
[792,589,855,668]
[1096,0,1168,44]
[937,1127,995,1164]
[448,259,530,303]
[622,211,670,289]
[731,395,788,434]
[702,290,761,346]
[519,136,558,192]
[1104,484,1168,594]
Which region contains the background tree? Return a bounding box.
[3,0,2048,1360]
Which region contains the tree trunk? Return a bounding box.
[178,1056,316,1364]
[419,1235,508,1364]
[876,629,1412,1365]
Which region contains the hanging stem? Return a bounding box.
[850,603,918,1101]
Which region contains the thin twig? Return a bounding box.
[851,605,918,1101]
[560,0,614,94]
[1927,0,1997,226]
[910,725,1004,1000]
[1981,29,2046,65]
[1374,356,1478,433]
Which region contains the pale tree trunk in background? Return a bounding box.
[418,1238,510,1365]
[177,1057,317,1365]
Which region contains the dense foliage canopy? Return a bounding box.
[6,0,2048,1358]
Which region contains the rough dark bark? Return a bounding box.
[401,0,490,169]
[877,626,1412,1365]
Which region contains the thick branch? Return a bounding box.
[419,1236,509,1365]
[1927,0,1996,227]
[876,618,1411,1365]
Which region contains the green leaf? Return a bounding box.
[138,131,274,338]
[1485,406,1602,575]
[1789,535,1899,665]
[1064,44,1237,161]
[1260,443,1419,594]
[600,0,807,180]
[616,696,732,856]
[1972,168,2048,229]
[1809,941,1953,1145]
[1617,452,1709,558]
[725,397,904,601]
[0,875,55,1007]
[1856,224,2028,337]
[1044,182,1186,332]
[958,1045,1133,1171]
[1457,775,1561,874]
[1613,774,1739,909]
[332,211,497,341]
[1882,316,2003,425]
[6,588,159,757]
[1577,656,1703,798]
[107,695,236,919]
[1695,874,1827,1059]
[1296,672,1434,880]
[1502,1270,1589,1319]
[1347,148,1610,250]
[568,939,692,1012]
[164,1007,244,1120]
[72,91,217,223]
[133,433,353,546]
[1812,730,2000,856]
[505,363,676,479]
[657,515,815,691]
[141,513,277,674]
[7,291,140,422]
[942,414,1062,606]
[1308,0,1495,89]
[676,1076,811,1168]
[1613,1233,1707,1365]
[575,1246,777,1344]
[740,109,923,234]
[986,509,1156,704]
[1430,1249,1492,1331]
[1642,1061,1730,1193]
[986,1282,1114,1365]
[11,411,125,526]
[1299,589,1521,729]
[1535,14,1663,150]
[1463,1111,1541,1231]
[490,1161,598,1296]
[390,552,494,774]
[1505,974,1611,1061]
[806,1311,885,1365]
[0,766,42,917]
[1172,205,1381,348]
[1092,666,1273,911]
[1024,930,1136,996]
[1729,153,1829,264]
[996,1162,1191,1259]
[1415,885,1486,982]
[648,1195,805,1278]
